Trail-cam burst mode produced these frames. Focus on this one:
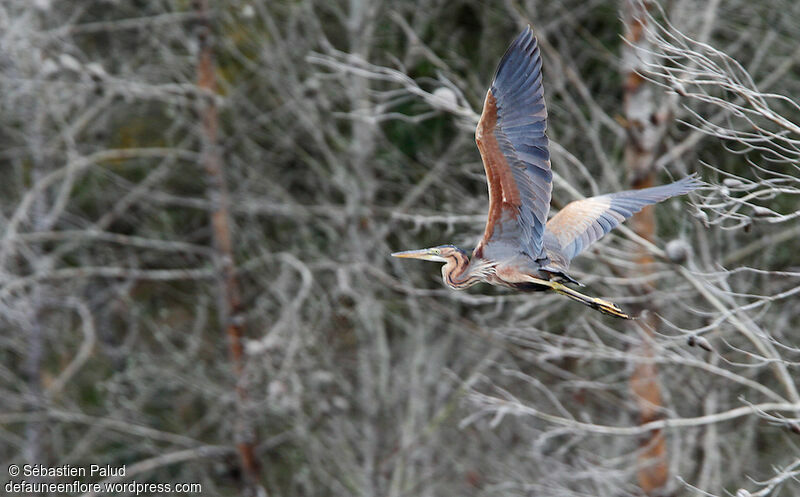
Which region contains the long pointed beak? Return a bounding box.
[391,249,445,262]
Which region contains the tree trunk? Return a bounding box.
[195,2,262,495]
[621,1,670,495]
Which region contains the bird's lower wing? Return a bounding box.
[545,175,702,262]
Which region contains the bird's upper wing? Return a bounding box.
[474,26,551,261]
[545,175,702,262]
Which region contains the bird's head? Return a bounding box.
[392,245,485,290]
[391,245,467,263]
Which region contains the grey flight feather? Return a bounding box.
[545,174,703,263]
[490,25,552,259]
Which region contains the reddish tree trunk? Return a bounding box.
[622,1,669,495]
[195,1,262,494]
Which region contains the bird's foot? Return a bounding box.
[590,297,631,320]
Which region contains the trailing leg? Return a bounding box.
[550,282,631,319]
[522,276,632,319]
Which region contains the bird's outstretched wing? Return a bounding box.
[545,175,702,262]
[474,26,551,261]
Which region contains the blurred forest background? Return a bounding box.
[2,0,800,496]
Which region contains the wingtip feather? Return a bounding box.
[672,173,706,193]
[493,26,539,86]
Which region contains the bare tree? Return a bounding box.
[195,1,263,494]
[622,0,671,494]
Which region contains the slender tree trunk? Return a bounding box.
[195,2,262,494]
[26,74,49,497]
[622,1,670,495]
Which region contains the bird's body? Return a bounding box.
[393,27,701,319]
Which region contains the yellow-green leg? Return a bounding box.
[524,277,632,319]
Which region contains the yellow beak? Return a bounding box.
[391,249,446,262]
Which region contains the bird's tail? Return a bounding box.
[548,282,632,319]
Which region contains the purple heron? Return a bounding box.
[392,26,701,319]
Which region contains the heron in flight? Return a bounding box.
[392,26,701,319]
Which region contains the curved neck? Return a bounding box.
[441,249,481,289]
